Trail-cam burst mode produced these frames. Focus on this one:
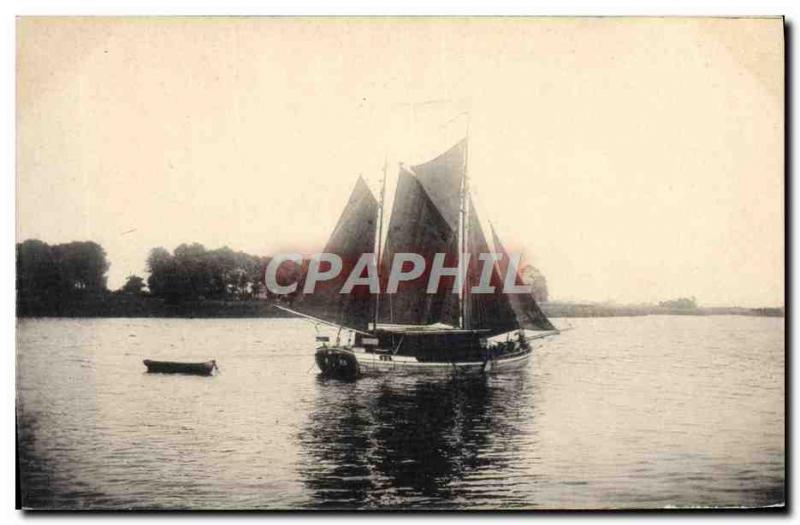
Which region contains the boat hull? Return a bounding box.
[314,344,533,379]
[143,359,217,376]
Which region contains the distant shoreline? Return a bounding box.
[16,296,784,320]
[541,302,784,319]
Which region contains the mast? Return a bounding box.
[373,156,387,331]
[459,118,471,329]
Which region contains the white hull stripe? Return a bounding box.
[352,349,532,370]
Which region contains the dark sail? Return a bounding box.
[293,176,378,330]
[380,169,458,325]
[466,199,519,335]
[409,140,466,327]
[490,226,556,331]
[411,139,466,231]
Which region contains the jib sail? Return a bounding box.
[491,225,555,331]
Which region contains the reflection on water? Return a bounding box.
[17,316,784,509]
[299,374,519,508]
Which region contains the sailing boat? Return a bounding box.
[276,139,559,379]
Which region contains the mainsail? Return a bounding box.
[380,140,523,336]
[491,226,555,331]
[405,140,466,328]
[412,139,466,230]
[379,169,458,325]
[292,176,378,331]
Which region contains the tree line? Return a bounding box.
[144,243,272,303]
[16,239,279,306]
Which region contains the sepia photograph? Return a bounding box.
[14,16,785,510]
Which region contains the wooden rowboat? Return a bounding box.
[143,359,218,376]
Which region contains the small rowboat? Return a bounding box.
[143,359,218,376]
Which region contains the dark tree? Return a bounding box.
[17,239,109,299]
[16,239,57,299]
[120,275,146,295]
[519,264,549,303]
[53,241,110,293]
[146,247,183,303]
[17,239,110,316]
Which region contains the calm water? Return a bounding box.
[16,316,784,509]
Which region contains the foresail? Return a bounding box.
[293,176,378,331]
[467,199,519,335]
[490,226,556,331]
[380,168,458,326]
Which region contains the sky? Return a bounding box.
[16,17,784,307]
